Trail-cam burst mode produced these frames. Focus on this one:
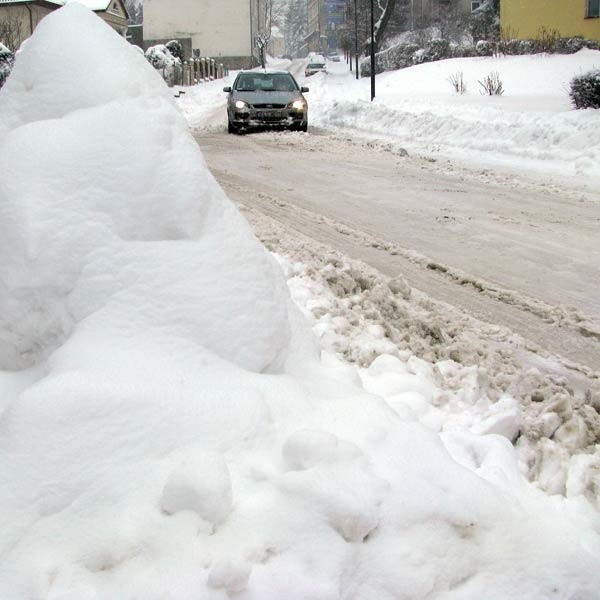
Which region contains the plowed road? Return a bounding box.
[194,129,600,374]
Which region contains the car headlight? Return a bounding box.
[290,100,305,110]
[235,100,249,110]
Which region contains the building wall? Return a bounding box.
[143,0,258,67]
[501,0,600,40]
[306,0,326,52]
[0,4,53,48]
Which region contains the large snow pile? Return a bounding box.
[1,6,600,599]
[0,5,291,375]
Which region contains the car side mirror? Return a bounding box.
[301,86,309,93]
[223,86,232,93]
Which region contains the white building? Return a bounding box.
[143,0,268,68]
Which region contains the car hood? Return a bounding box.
[232,91,303,106]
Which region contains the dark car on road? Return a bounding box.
[223,71,309,133]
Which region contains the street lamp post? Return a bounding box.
[370,0,375,101]
[354,0,358,80]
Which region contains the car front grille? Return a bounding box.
[252,103,286,109]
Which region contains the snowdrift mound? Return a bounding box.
[0,3,291,373]
[0,6,600,599]
[308,51,600,185]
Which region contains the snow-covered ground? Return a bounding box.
[1,6,600,599]
[180,49,600,190]
[309,53,600,187]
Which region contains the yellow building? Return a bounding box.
[501,0,600,41]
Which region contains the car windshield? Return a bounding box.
[308,64,325,69]
[235,73,298,92]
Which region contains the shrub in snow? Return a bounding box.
[450,42,476,58]
[498,38,521,55]
[411,47,427,65]
[475,39,495,56]
[380,42,418,71]
[518,39,536,54]
[555,36,584,55]
[448,70,467,94]
[533,26,560,53]
[569,69,600,109]
[424,38,450,62]
[144,43,181,85]
[411,39,450,65]
[583,39,600,51]
[144,43,177,70]
[0,43,13,89]
[165,39,183,62]
[479,71,504,95]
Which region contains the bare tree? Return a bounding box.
[123,0,143,25]
[372,0,398,51]
[283,0,307,58]
[346,0,407,55]
[255,0,273,68]
[0,14,24,52]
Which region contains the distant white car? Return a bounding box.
[305,61,326,77]
[328,53,341,62]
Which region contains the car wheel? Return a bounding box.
[227,121,236,134]
[300,122,308,133]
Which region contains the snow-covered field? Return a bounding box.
[309,53,600,187]
[1,6,600,599]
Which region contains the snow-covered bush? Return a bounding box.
[144,43,181,86]
[165,39,183,62]
[569,69,600,109]
[450,42,476,58]
[383,43,418,70]
[0,42,14,89]
[555,36,584,54]
[475,39,495,56]
[498,38,521,55]
[422,38,450,62]
[584,39,600,50]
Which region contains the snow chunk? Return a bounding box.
[207,557,252,593]
[282,429,363,470]
[161,453,232,525]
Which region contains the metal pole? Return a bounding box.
[249,0,254,69]
[354,0,359,79]
[370,0,375,100]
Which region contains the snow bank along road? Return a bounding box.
[194,129,600,376]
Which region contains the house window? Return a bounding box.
[471,1,482,12]
[587,0,600,17]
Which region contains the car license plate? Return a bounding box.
[260,110,281,118]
